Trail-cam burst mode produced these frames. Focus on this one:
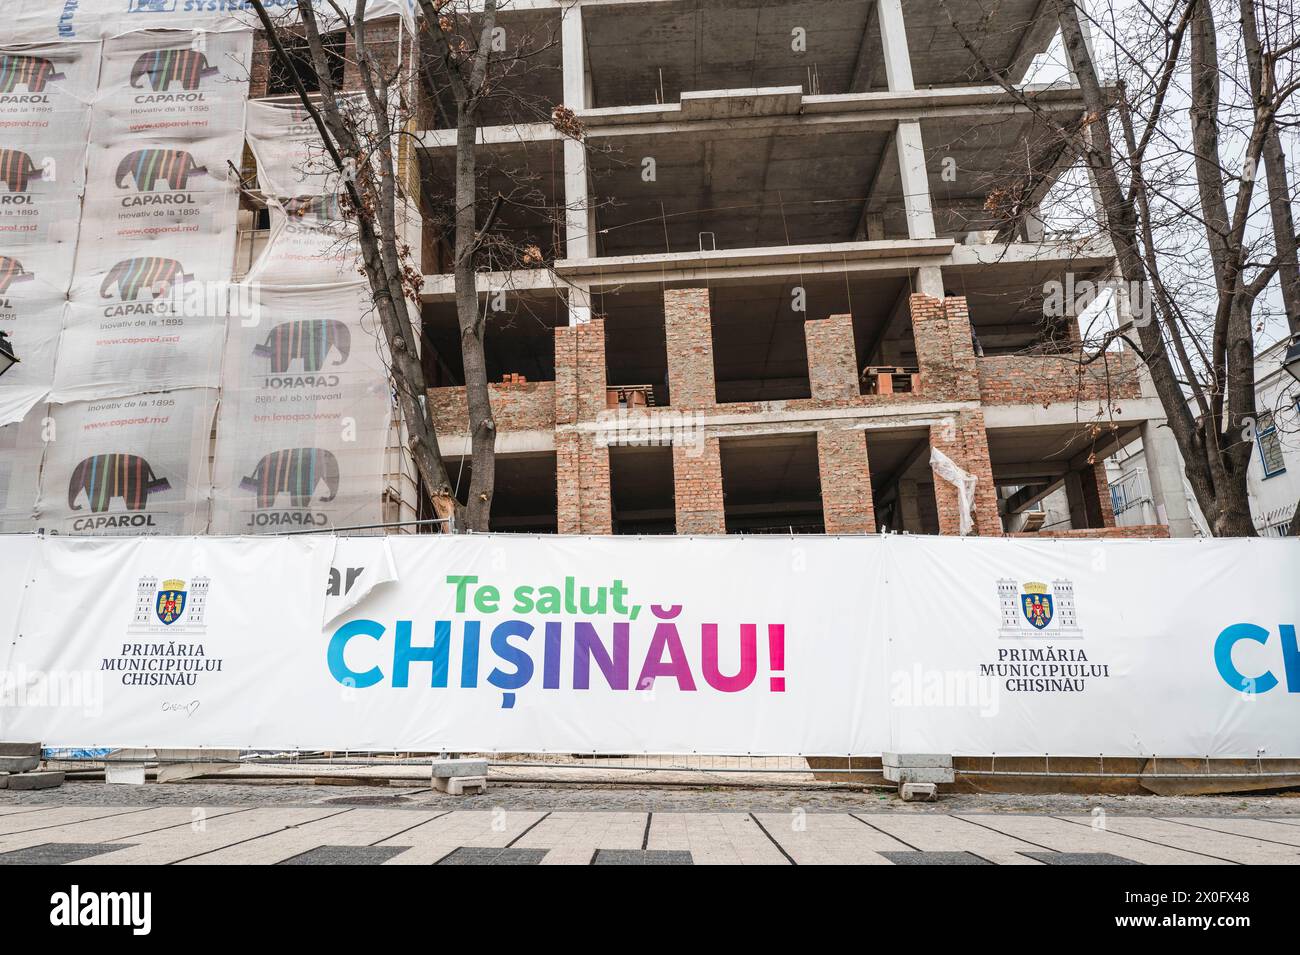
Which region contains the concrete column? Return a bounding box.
[818,430,876,534]
[664,288,716,409]
[805,314,859,400]
[878,0,915,92]
[674,438,726,534]
[561,3,594,260]
[895,121,936,240]
[915,265,945,300]
[561,2,589,109]
[1141,418,1197,537]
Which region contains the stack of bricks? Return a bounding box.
[555,320,611,534]
[664,289,726,533]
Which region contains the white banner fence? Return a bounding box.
[0,533,1297,758]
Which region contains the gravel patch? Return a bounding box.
[1,780,1298,816]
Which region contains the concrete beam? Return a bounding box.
[416,85,1091,149]
[895,120,936,239]
[419,237,1123,301]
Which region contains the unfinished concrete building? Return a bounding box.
[419,0,1196,538]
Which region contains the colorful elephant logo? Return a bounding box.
[130,49,220,92]
[115,148,208,192]
[0,55,65,94]
[68,453,172,513]
[0,148,43,193]
[101,257,193,301]
[240,448,340,509]
[253,320,352,373]
[0,256,34,293]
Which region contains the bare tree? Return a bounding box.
[247,0,462,527]
[248,0,590,531]
[939,0,1300,536]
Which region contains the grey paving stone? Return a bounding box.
[436,847,548,866]
[0,842,135,865]
[1020,851,1141,865]
[592,849,694,865]
[881,851,993,865]
[278,845,410,865]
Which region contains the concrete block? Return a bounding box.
[105,764,146,785]
[0,756,39,773]
[7,770,64,791]
[883,765,955,784]
[900,782,938,802]
[0,773,8,789]
[431,758,488,779]
[431,775,487,796]
[0,742,41,757]
[882,752,953,769]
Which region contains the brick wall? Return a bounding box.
[817,430,876,533]
[674,439,726,534]
[806,314,860,401]
[555,319,608,424]
[556,432,612,534]
[555,319,611,533]
[978,352,1142,406]
[427,381,556,436]
[664,288,716,410]
[929,409,1002,536]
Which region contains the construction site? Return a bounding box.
[409,0,1195,539]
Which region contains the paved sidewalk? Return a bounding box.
[0,803,1297,864]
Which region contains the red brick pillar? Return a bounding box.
[817,430,876,533]
[555,320,611,534]
[673,439,726,534]
[805,314,859,400]
[664,288,716,409]
[929,409,1001,536]
[910,293,980,402]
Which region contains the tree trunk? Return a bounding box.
[1054,0,1232,530]
[455,104,496,531]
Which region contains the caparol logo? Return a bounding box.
[130,48,219,93]
[0,54,66,95]
[1215,622,1299,693]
